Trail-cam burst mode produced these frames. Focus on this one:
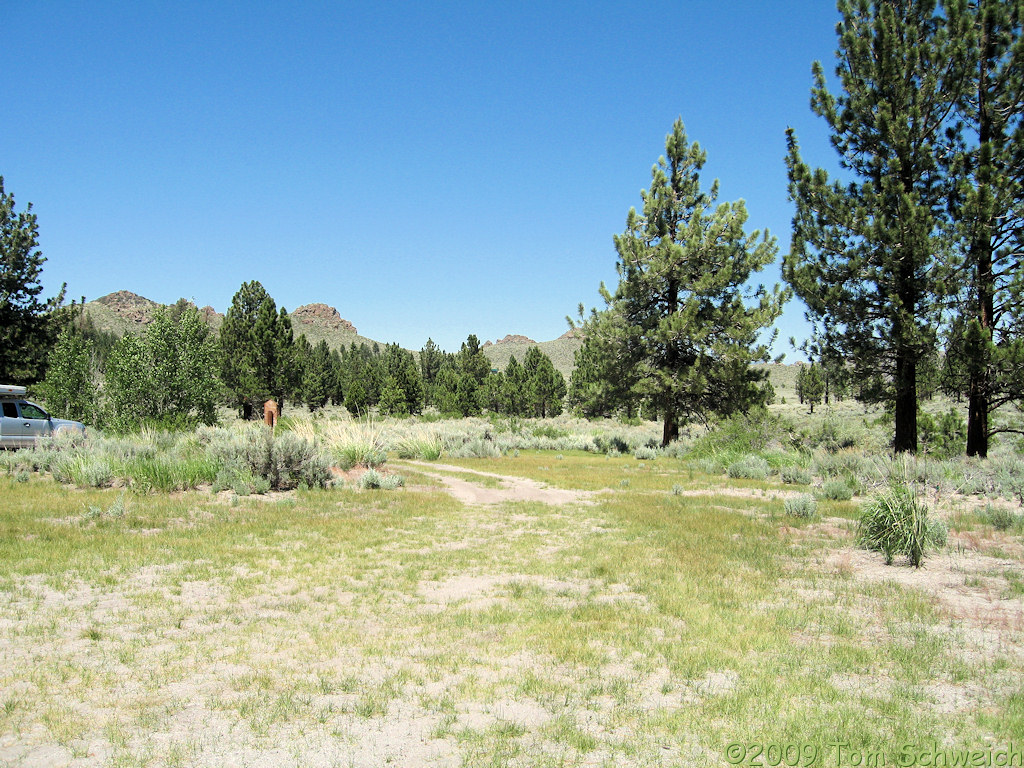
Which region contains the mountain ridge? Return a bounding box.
[83,291,584,378]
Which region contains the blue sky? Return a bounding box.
[5,1,841,354]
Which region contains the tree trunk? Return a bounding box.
[966,17,994,459]
[893,349,918,453]
[662,410,679,448]
[966,388,988,457]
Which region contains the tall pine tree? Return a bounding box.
[0,177,65,383]
[586,119,785,445]
[219,281,294,418]
[948,0,1024,456]
[785,0,964,452]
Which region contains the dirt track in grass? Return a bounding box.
[394,460,603,506]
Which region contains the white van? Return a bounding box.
[0,385,86,448]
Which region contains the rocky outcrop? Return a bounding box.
[95,291,160,325]
[483,334,537,348]
[291,303,358,334]
[198,305,223,324]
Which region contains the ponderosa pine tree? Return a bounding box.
[381,343,423,415]
[219,281,294,418]
[502,355,530,416]
[0,176,65,383]
[586,119,785,445]
[948,0,1024,456]
[567,316,639,418]
[785,0,965,453]
[303,339,334,412]
[523,346,566,418]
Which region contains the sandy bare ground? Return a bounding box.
[3,465,1023,766]
[394,460,602,506]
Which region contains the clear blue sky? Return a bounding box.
[5,1,841,355]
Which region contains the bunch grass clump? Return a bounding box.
[857,479,943,568]
[303,419,388,469]
[116,453,220,492]
[393,424,443,460]
[51,454,114,489]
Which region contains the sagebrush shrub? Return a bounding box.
[781,467,812,485]
[727,456,770,480]
[634,446,658,461]
[820,480,854,501]
[358,469,403,490]
[784,494,817,519]
[449,438,501,459]
[207,426,331,490]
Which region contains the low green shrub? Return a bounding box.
[532,424,570,440]
[784,494,817,519]
[690,407,796,458]
[593,434,631,455]
[634,446,658,461]
[918,408,966,459]
[212,466,272,496]
[804,416,858,453]
[982,503,1020,532]
[994,457,1024,504]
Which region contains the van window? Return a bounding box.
[2,402,16,418]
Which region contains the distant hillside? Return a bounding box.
[81,291,802,391]
[481,328,583,380]
[287,303,390,352]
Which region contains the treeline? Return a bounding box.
[40,280,567,431]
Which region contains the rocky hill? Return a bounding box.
[483,334,536,347]
[84,292,386,355]
[480,331,582,380]
[291,303,359,334]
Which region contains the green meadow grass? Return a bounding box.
[0,454,1021,766]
